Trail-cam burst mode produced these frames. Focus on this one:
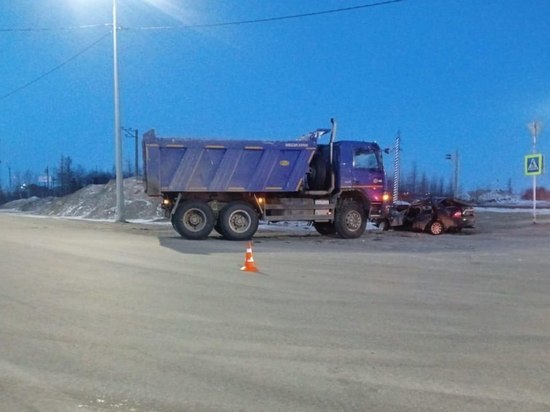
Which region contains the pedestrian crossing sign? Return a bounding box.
[525,153,543,176]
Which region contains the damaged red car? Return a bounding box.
[375,197,475,235]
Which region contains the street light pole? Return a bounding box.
[112,0,125,222]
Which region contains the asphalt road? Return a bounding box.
[1,212,549,412]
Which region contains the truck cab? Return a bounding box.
[316,140,386,219]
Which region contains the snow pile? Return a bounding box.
[475,190,520,204]
[0,177,164,221]
[466,189,550,208]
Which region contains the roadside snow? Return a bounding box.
[2,181,550,227]
[476,207,550,214]
[0,177,163,222]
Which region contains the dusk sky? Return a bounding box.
[1,0,549,194]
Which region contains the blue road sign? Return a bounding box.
[525,153,543,176]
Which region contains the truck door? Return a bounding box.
[350,144,385,203]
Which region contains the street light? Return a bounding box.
[112,0,124,222]
[77,0,124,219]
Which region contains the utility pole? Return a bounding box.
[393,131,401,202]
[112,0,124,222]
[134,128,138,177]
[45,166,50,190]
[445,149,460,198]
[122,127,139,177]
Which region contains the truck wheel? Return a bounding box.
[307,154,327,190]
[428,220,444,235]
[334,201,367,239]
[313,222,336,236]
[218,201,259,241]
[172,200,215,240]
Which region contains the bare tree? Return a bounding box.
[56,155,75,196]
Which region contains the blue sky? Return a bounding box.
[1,0,549,194]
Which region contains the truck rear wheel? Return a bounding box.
[172,200,215,240]
[334,201,366,239]
[218,201,259,241]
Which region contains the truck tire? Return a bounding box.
[218,201,259,241]
[334,201,367,239]
[172,200,215,240]
[313,222,337,236]
[307,154,327,190]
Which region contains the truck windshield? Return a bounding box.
[353,148,381,170]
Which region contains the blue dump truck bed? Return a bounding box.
[143,130,318,196]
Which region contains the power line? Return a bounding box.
[0,0,405,99]
[0,32,111,101]
[133,0,405,30]
[0,24,110,33]
[0,0,405,33]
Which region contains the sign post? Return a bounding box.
[526,122,543,223]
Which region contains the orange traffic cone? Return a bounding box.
[240,242,259,272]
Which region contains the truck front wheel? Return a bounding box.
[334,201,367,239]
[218,201,259,241]
[172,200,215,240]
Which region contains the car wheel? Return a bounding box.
[428,220,444,235]
[172,200,215,240]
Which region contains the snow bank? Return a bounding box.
[0,177,164,221]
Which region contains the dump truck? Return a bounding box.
[143,119,387,240]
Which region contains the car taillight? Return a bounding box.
[452,210,462,218]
